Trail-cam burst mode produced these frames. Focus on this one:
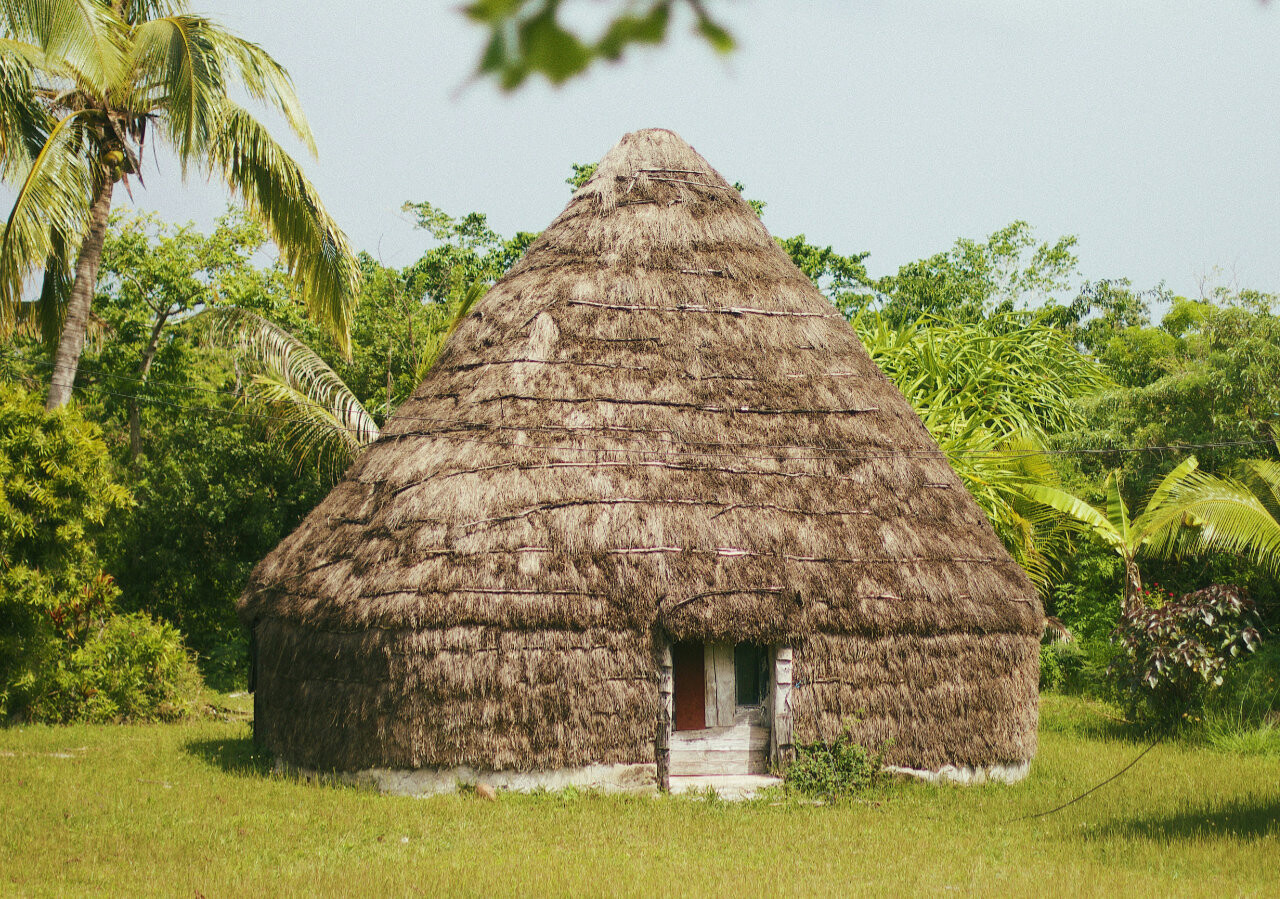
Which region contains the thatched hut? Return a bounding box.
[240,129,1043,793]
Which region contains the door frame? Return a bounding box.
[656,635,794,790]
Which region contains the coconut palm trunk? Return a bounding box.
[45,179,114,411]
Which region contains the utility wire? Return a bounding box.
[1004,734,1164,823]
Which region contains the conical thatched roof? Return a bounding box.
[241,129,1043,776]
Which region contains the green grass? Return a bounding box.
[2,694,1278,897]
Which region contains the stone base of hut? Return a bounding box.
[884,760,1031,785]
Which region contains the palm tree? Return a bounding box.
[0,0,359,410]
[1023,458,1202,610]
[1142,458,1280,578]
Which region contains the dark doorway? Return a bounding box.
[735,643,767,706]
[672,642,705,731]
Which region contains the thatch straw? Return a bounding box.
[241,129,1043,775]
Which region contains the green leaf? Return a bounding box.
[695,16,734,54]
[0,110,95,334]
[597,5,670,59]
[1105,471,1131,546]
[518,10,590,84]
[195,306,378,479]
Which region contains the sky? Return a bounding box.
[123,0,1280,304]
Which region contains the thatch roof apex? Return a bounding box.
[574,128,732,204]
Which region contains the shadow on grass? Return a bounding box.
[1091,796,1280,842]
[1039,694,1141,743]
[184,735,274,778]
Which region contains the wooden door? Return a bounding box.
[672,642,705,731]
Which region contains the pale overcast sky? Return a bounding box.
[125,0,1280,303]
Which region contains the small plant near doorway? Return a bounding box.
[784,723,886,798]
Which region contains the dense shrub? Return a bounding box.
[1041,638,1111,695]
[1039,641,1082,691]
[0,384,130,716]
[0,384,204,721]
[784,724,884,798]
[1047,543,1123,643]
[26,612,204,723]
[1109,584,1260,728]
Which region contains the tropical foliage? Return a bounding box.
[1023,459,1206,609]
[1142,459,1280,578]
[855,310,1108,588]
[199,306,381,481]
[872,220,1080,326]
[0,0,359,409]
[0,381,201,721]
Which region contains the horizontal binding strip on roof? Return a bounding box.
[436,358,869,382]
[372,431,950,466]
[415,392,879,416]
[664,587,786,612]
[633,168,709,176]
[419,458,944,485]
[456,497,884,530]
[463,546,1015,565]
[567,299,843,318]
[378,418,896,455]
[282,547,1012,569]
[281,585,1008,602]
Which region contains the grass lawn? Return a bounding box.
[1,694,1277,897]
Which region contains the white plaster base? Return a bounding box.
[884,759,1031,785]
[278,761,659,796]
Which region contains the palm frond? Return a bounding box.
[413,281,488,382]
[34,224,71,342]
[0,0,127,92]
[1144,455,1199,516]
[1236,459,1280,516]
[195,305,377,478]
[9,293,106,347]
[115,0,184,26]
[1022,481,1125,552]
[0,48,50,177]
[126,14,223,167]
[1105,471,1131,548]
[243,371,368,481]
[196,18,314,152]
[0,108,93,333]
[1131,455,1204,553]
[206,99,359,357]
[128,14,315,165]
[1140,465,1280,576]
[937,431,1070,592]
